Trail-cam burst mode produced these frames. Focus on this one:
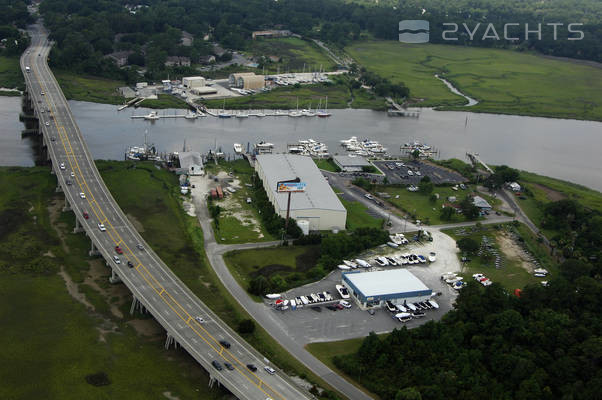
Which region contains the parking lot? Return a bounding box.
[372,160,468,185]
[267,237,461,344]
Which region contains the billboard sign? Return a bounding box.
[277,182,306,192]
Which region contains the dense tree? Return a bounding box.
[457,237,479,254]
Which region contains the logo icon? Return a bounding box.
[399,20,430,43]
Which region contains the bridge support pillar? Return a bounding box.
[73,217,84,233]
[62,200,71,212]
[56,184,63,193]
[109,268,121,284]
[129,296,147,315]
[208,375,219,388]
[89,241,100,257]
[165,333,179,350]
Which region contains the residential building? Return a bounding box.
[165,56,191,67]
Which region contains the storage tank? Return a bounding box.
[297,220,310,236]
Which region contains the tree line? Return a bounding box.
[334,259,601,400]
[33,0,601,83]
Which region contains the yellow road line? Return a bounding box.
[29,55,286,400]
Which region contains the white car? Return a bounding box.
[415,171,421,176]
[79,192,86,199]
[70,172,75,177]
[45,121,49,126]
[264,366,275,375]
[97,223,106,232]
[194,316,204,323]
[41,91,45,95]
[339,300,351,308]
[59,162,65,170]
[113,255,120,264]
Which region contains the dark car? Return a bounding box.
[219,340,231,349]
[127,261,134,268]
[212,360,223,371]
[311,306,322,312]
[224,362,234,371]
[246,364,257,372]
[326,305,337,311]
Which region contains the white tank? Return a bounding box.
[297,220,310,236]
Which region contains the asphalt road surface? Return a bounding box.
[21,23,311,400]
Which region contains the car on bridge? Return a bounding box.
[41,91,44,95]
[264,366,276,375]
[45,121,49,126]
[115,246,123,254]
[246,364,257,372]
[127,261,134,268]
[224,362,234,371]
[83,211,89,219]
[211,360,223,371]
[97,223,106,232]
[79,192,86,199]
[59,162,65,170]
[51,136,56,141]
[194,316,204,323]
[219,340,231,349]
[113,256,121,264]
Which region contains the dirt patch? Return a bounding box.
[84,259,129,319]
[497,232,535,273]
[44,250,56,258]
[182,198,196,217]
[128,319,163,337]
[47,198,69,252]
[126,213,145,233]
[58,267,95,310]
[163,391,181,400]
[531,183,566,202]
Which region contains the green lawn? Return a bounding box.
[207,159,276,244]
[203,81,386,110]
[340,197,384,229]
[313,158,341,172]
[0,56,24,90]
[0,167,227,400]
[98,161,340,397]
[346,40,602,121]
[248,37,337,72]
[53,70,126,105]
[224,245,322,299]
[375,184,498,225]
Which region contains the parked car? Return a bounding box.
[339,300,351,308]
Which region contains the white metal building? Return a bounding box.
[254,154,347,231]
[472,195,492,211]
[182,76,206,89]
[333,155,371,172]
[178,151,204,176]
[342,269,432,309]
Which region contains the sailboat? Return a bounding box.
[289,97,302,117]
[317,96,331,118]
[218,99,232,118]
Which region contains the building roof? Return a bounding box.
[344,269,430,298]
[179,152,203,169]
[333,155,371,168]
[231,72,257,79]
[472,195,492,209]
[256,154,345,212]
[183,76,205,81]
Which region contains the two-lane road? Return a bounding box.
[21,24,312,400]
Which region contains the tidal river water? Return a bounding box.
[1,96,601,191]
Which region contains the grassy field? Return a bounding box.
[248,37,337,72]
[346,40,602,120]
[205,159,276,244]
[313,158,341,172]
[374,184,499,225]
[0,167,228,400]
[139,94,189,109]
[53,70,126,105]
[443,223,556,290]
[224,245,322,297]
[203,81,386,110]
[339,197,384,229]
[98,161,339,397]
[0,56,24,90]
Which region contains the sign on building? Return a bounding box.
[277,182,306,192]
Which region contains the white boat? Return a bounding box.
[427,300,439,309]
[255,112,266,117]
[235,111,249,118]
[343,260,357,268]
[185,111,197,119]
[387,242,399,248]
[233,143,243,154]
[255,141,274,150]
[428,252,437,262]
[355,258,371,268]
[144,111,160,120]
[338,264,351,270]
[288,110,302,117]
[317,96,331,118]
[265,293,281,299]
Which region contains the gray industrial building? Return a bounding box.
[342,269,432,309]
[255,154,347,231]
[332,155,371,172]
[178,152,204,176]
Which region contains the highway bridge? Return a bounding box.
[20,24,313,400]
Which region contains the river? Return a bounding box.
[1,96,600,191]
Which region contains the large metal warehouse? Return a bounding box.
[342,269,432,309]
[255,154,347,231]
